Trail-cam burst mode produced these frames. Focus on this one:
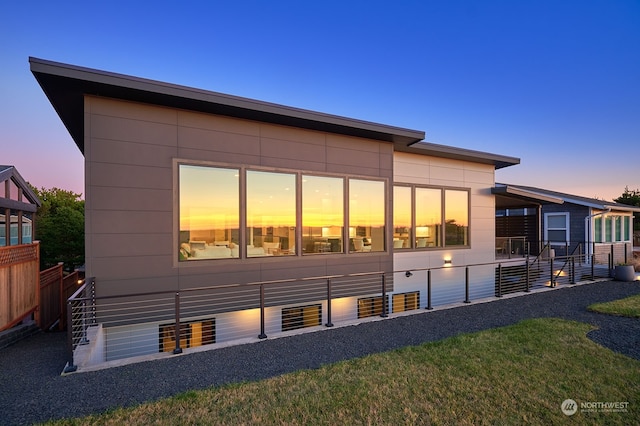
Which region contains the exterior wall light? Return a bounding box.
[444,259,452,266]
[405,271,413,277]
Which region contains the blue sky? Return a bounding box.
[2,0,638,200]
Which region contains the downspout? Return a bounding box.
[585,208,611,263]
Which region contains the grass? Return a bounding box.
[588,294,640,318]
[45,318,639,425]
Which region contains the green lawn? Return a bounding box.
[588,294,640,318]
[46,318,639,425]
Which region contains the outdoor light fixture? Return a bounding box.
[444,259,452,266]
[405,271,413,278]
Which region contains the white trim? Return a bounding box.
[543,212,570,245]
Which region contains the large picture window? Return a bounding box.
[302,175,344,254]
[179,165,240,260]
[247,171,296,257]
[349,179,385,252]
[178,163,388,261]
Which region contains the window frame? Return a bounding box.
[544,212,570,245]
[175,160,389,265]
[392,184,471,251]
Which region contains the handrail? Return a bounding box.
[554,243,583,282]
[65,253,603,372]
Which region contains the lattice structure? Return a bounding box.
[0,244,38,267]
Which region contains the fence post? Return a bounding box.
[57,263,64,331]
[497,264,502,297]
[426,269,433,310]
[325,278,333,327]
[62,299,77,374]
[173,292,182,354]
[464,267,471,303]
[259,284,267,339]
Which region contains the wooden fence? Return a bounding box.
[39,263,79,330]
[0,243,40,332]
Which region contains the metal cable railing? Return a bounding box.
[63,253,615,373]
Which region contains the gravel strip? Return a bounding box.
[0,280,638,425]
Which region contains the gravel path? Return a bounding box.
[1,280,638,425]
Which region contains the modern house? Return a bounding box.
[493,183,640,265]
[31,57,522,365]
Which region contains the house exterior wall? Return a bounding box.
[541,203,591,255]
[84,96,393,300]
[392,151,497,306]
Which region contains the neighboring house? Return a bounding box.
[0,166,40,246]
[0,165,41,332]
[493,183,640,264]
[30,57,520,362]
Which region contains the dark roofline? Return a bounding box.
[0,165,41,211]
[29,57,426,153]
[496,183,640,212]
[398,141,520,170]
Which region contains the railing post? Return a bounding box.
[380,273,388,317]
[173,292,182,354]
[426,269,433,310]
[610,244,614,268]
[464,267,471,303]
[525,255,530,292]
[258,284,267,339]
[90,278,96,325]
[497,264,503,297]
[325,278,333,327]
[79,295,89,345]
[508,239,512,259]
[570,257,575,284]
[62,299,77,374]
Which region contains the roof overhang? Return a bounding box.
[0,166,41,211]
[397,141,520,170]
[492,184,564,209]
[29,57,426,154]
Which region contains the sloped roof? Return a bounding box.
[29,57,519,170]
[495,183,640,212]
[0,165,41,212]
[29,57,425,152]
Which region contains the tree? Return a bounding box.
[614,186,640,232]
[31,186,85,271]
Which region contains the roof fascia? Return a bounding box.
[492,185,564,204]
[29,57,425,153]
[0,166,41,207]
[397,141,520,169]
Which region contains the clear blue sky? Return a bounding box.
[2,0,638,201]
